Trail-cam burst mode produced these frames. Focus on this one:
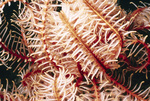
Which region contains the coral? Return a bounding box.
[0,0,150,101]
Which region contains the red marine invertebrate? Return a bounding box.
[0,0,150,100]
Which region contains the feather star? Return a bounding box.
[0,0,150,101]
